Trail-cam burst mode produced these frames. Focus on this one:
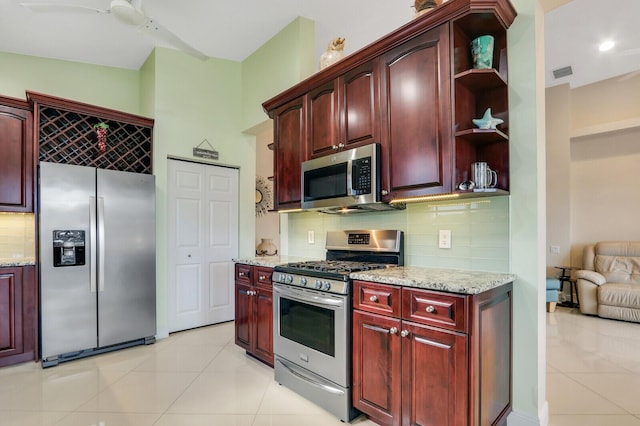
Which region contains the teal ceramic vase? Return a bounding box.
[471,35,494,69]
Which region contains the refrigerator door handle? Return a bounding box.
[89,196,97,293]
[98,196,106,292]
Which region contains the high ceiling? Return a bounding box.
[0,0,638,88]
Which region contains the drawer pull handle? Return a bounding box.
[369,295,378,302]
[389,327,398,335]
[426,305,436,313]
[400,330,409,338]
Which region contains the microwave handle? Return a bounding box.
[346,159,355,196]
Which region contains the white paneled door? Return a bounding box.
[168,159,239,333]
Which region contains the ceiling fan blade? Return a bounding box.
[140,18,208,61]
[20,2,110,14]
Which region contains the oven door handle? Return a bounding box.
[273,285,344,309]
[277,358,345,396]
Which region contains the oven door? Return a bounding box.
[273,282,349,387]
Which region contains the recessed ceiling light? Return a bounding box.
[599,40,615,52]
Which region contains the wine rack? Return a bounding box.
[29,92,154,174]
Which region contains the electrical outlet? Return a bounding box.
[308,230,315,244]
[550,245,560,254]
[438,230,452,249]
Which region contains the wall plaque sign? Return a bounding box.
[193,139,219,160]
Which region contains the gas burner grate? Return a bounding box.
[284,260,390,274]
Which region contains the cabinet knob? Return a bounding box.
[239,272,245,277]
[369,295,378,303]
[187,254,192,258]
[381,190,389,196]
[389,327,398,335]
[259,275,267,280]
[426,305,436,313]
[332,145,339,150]
[400,330,409,338]
[338,143,345,148]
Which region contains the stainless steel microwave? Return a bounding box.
[301,143,382,211]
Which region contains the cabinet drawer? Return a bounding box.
[255,266,273,287]
[353,281,401,317]
[235,264,252,284]
[402,288,467,332]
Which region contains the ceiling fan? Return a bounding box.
[20,0,208,60]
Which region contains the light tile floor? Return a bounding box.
[0,321,376,426]
[1,309,638,425]
[547,307,640,425]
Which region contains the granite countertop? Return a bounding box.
[233,256,317,268]
[0,258,36,267]
[350,266,515,295]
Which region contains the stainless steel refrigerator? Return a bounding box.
[39,162,156,367]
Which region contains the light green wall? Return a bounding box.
[0,51,141,114]
[287,197,511,272]
[139,51,156,118]
[508,0,546,423]
[241,17,316,130]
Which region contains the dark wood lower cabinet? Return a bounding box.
[352,280,512,426]
[0,265,37,367]
[234,264,273,366]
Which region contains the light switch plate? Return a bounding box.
[439,230,452,249]
[308,230,315,244]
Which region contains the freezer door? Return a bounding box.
[39,162,98,359]
[97,168,156,347]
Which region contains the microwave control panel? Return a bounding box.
[352,157,372,195]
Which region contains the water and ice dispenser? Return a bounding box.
[52,230,86,267]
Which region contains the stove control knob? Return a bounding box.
[300,277,308,286]
[314,280,322,289]
[285,275,293,284]
[323,281,331,291]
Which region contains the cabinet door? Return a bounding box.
[234,281,252,351]
[352,310,402,426]
[401,320,468,426]
[340,59,380,149]
[380,24,452,200]
[0,104,33,212]
[0,265,36,367]
[273,96,306,210]
[253,285,274,366]
[308,81,339,157]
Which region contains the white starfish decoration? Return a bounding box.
[472,108,504,130]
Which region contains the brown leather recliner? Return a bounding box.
[576,241,640,323]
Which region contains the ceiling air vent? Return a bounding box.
[552,66,573,79]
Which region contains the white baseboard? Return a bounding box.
[155,327,169,340]
[508,401,548,426]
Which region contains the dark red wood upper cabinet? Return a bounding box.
[379,23,452,200]
[307,59,381,159]
[272,96,306,210]
[0,98,34,213]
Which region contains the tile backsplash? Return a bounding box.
[286,196,510,272]
[0,213,36,262]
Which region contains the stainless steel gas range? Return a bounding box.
[272,229,404,422]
